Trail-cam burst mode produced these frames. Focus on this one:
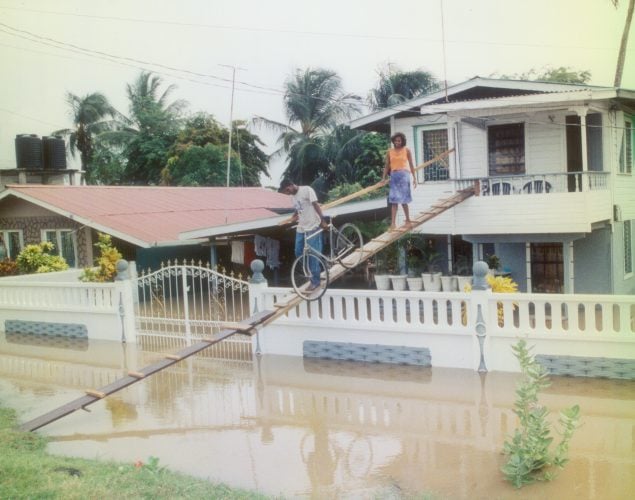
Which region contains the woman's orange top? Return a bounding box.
[388,147,410,171]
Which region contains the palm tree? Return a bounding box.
[120,72,188,184]
[53,92,119,174]
[368,64,440,110]
[253,67,360,185]
[612,0,634,87]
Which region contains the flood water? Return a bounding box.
[0,332,633,499]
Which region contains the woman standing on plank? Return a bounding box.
[382,132,417,230]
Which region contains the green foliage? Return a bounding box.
[486,254,501,271]
[254,67,360,187]
[164,114,269,186]
[368,63,440,110]
[80,233,122,282]
[0,405,267,499]
[16,242,69,274]
[0,259,19,277]
[502,340,581,489]
[52,92,120,175]
[164,143,229,186]
[497,66,592,84]
[121,72,187,184]
[85,137,128,185]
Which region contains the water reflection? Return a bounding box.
[0,332,633,499]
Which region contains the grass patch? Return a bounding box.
[0,405,269,499]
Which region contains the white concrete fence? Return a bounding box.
[252,263,635,373]
[0,268,136,343]
[1,260,634,374]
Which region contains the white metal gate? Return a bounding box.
[134,261,252,360]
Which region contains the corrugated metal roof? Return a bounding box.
[4,185,293,246]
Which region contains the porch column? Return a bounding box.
[576,107,589,191]
[447,118,458,180]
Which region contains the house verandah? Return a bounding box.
[350,77,635,297]
[0,259,633,378]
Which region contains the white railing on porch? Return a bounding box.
[454,171,610,195]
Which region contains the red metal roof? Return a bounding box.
[5,185,293,246]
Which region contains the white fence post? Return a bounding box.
[248,259,268,315]
[471,261,492,372]
[248,259,268,355]
[115,260,137,344]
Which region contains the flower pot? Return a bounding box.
[406,277,423,291]
[390,274,408,291]
[421,272,441,292]
[441,275,456,292]
[457,276,472,292]
[374,274,391,290]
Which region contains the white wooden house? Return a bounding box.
[351,78,635,295]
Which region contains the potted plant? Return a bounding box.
[419,243,443,292]
[403,253,421,290]
[486,254,501,272]
[373,245,397,290]
[454,254,473,292]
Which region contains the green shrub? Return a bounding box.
[0,259,19,277]
[16,242,69,274]
[80,233,122,282]
[501,340,580,488]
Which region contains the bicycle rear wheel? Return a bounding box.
[335,223,363,269]
[291,253,329,301]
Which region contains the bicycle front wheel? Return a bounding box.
[335,223,364,269]
[291,253,329,301]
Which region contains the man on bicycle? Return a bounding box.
[279,179,328,292]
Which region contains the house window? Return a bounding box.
[530,243,563,293]
[488,123,525,175]
[620,119,632,174]
[42,229,77,268]
[421,128,449,181]
[0,230,24,259]
[625,220,633,275]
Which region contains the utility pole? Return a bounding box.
[220,64,245,186]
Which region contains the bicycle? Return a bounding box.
[291,218,363,301]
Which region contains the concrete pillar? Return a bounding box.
[471,260,492,372]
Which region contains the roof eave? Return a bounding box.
[179,197,387,240]
[0,188,152,248]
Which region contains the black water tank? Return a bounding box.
[42,136,67,169]
[15,134,42,169]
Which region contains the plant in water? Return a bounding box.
[80,233,122,282]
[501,340,580,488]
[16,242,69,274]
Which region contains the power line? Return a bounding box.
[0,4,623,52]
[0,23,631,134]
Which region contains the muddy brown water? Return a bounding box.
[0,332,633,499]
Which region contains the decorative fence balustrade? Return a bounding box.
[490,292,635,335]
[264,288,634,338]
[265,288,472,334]
[0,279,132,342]
[258,284,635,373]
[0,281,118,312]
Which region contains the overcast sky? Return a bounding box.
[0,0,632,184]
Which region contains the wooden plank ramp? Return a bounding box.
[20,187,474,433]
[261,186,475,324]
[19,310,274,432]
